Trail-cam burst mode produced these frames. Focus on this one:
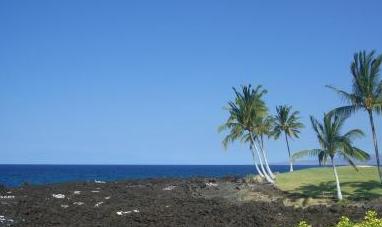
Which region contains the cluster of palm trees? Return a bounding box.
[327,50,382,184]
[218,85,304,183]
[219,50,382,200]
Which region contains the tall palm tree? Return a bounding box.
[327,50,382,183]
[293,113,369,200]
[219,84,274,183]
[272,105,304,172]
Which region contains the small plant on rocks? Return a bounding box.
[297,211,382,227]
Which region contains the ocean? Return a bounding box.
[0,164,317,187]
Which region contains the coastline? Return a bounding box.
[0,164,317,188]
[1,177,381,227]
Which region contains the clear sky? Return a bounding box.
[1,0,382,164]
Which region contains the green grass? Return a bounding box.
[275,166,382,200]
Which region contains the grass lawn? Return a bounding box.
[275,166,382,200]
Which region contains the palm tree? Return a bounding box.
[219,84,274,183]
[327,50,382,183]
[293,113,369,200]
[272,105,304,172]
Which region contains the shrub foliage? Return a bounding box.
[296,211,382,227]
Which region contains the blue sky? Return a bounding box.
[1,0,382,164]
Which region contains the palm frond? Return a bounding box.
[339,153,358,171]
[343,129,365,140]
[292,149,324,161]
[347,147,370,161]
[327,105,360,119]
[326,85,361,105]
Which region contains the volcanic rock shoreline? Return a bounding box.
[0,177,381,227]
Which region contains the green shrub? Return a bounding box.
[296,211,382,227]
[244,174,264,184]
[296,220,312,227]
[336,216,354,227]
[356,211,382,227]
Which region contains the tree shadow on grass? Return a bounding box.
[343,180,382,200]
[291,180,381,200]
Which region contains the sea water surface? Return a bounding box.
[0,165,317,187]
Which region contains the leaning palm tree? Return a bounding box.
[219,84,274,183]
[293,113,369,200]
[272,105,304,172]
[327,50,382,183]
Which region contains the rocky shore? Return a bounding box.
[0,177,381,227]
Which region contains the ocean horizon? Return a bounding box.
[0,164,318,187]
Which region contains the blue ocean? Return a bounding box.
[0,165,317,187]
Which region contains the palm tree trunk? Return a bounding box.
[256,141,276,179]
[284,132,293,172]
[249,132,274,184]
[368,110,382,183]
[250,145,265,177]
[331,158,343,200]
[255,145,274,184]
